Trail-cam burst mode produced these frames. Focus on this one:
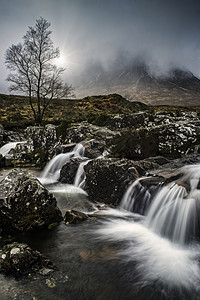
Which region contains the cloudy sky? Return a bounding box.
[1,0,200,93]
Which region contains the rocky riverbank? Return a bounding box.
[0,98,200,281]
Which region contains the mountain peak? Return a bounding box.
[75,62,200,106]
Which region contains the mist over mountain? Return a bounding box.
[73,56,200,106]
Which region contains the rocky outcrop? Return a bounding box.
[111,111,200,160]
[0,242,56,277]
[84,158,139,205]
[65,122,119,144]
[1,124,59,167]
[0,169,62,234]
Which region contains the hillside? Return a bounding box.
[75,63,200,106]
[0,93,150,128]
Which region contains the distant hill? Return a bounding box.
[75,63,200,106]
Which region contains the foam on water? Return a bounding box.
[96,218,200,290]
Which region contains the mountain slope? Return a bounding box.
[75,63,200,106]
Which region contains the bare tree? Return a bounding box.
[5,17,74,124]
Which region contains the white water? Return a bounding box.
[120,177,151,214]
[74,159,91,189]
[96,163,200,292]
[145,164,200,245]
[96,218,200,291]
[0,141,26,157]
[39,143,85,185]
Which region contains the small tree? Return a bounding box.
[5,17,74,124]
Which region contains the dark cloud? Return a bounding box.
[1,0,200,93]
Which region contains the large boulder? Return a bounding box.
[0,242,56,277]
[84,158,139,205]
[25,124,58,150]
[2,124,59,167]
[0,169,62,234]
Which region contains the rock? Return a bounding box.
[0,169,62,234]
[59,157,84,184]
[3,129,25,144]
[65,122,119,144]
[64,210,91,224]
[25,124,57,150]
[3,125,59,167]
[53,143,77,156]
[81,139,106,158]
[84,158,139,205]
[0,242,56,277]
[145,156,170,165]
[105,112,147,129]
[0,124,4,147]
[0,154,5,167]
[111,115,200,160]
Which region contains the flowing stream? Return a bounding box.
[0,143,200,299]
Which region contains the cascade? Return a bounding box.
[96,163,200,293]
[0,141,26,157]
[39,143,85,185]
[145,164,200,245]
[120,178,152,215]
[74,159,91,189]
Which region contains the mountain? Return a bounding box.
[74,62,200,106]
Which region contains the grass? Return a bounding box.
[0,93,200,130]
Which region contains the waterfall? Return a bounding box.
[120,178,152,215]
[74,159,91,189]
[0,141,26,157]
[39,143,85,185]
[145,164,200,245]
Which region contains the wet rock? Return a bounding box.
[139,176,165,188]
[59,157,84,184]
[0,242,56,277]
[84,158,139,205]
[3,125,59,167]
[0,169,62,234]
[0,154,5,167]
[81,139,106,158]
[53,143,77,156]
[64,210,91,224]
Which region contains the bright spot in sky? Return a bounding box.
[56,54,68,67]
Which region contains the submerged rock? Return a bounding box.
[84,158,139,205]
[64,210,92,224]
[0,242,56,277]
[0,169,62,234]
